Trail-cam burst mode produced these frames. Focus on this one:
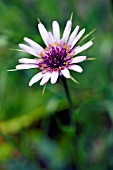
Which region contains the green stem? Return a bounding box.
[61,76,73,118]
[61,77,76,169]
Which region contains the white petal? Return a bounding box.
[24,37,43,52]
[71,28,85,48]
[40,72,51,85]
[48,32,55,44]
[19,44,39,57]
[29,72,43,86]
[51,71,59,84]
[19,58,37,64]
[74,41,93,55]
[61,68,70,78]
[71,56,86,64]
[62,20,72,43]
[52,21,60,41]
[38,23,50,46]
[68,25,79,45]
[71,46,80,55]
[69,65,83,73]
[16,64,38,70]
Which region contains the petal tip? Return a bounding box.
[29,82,32,86]
[24,37,28,41]
[90,41,93,45]
[82,28,85,32]
[53,20,57,24]
[38,22,42,28]
[68,20,72,24]
[19,44,22,48]
[40,82,44,86]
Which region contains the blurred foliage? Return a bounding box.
[0,0,113,170]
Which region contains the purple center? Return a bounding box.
[39,44,72,71]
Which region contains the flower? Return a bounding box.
[9,19,93,86]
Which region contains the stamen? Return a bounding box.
[38,43,72,72]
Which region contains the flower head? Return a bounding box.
[9,19,93,86]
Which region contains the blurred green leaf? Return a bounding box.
[0,142,14,161]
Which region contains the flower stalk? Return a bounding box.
[61,77,74,125]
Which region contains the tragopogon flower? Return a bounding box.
[9,19,93,86]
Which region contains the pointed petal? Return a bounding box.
[16,64,38,70]
[19,44,39,57]
[52,21,60,41]
[48,32,55,44]
[71,28,85,48]
[69,65,83,73]
[74,41,93,55]
[38,23,50,46]
[51,71,59,84]
[62,20,72,43]
[71,56,86,64]
[19,58,38,64]
[68,25,79,45]
[29,72,43,86]
[40,72,51,85]
[61,68,70,78]
[24,37,43,51]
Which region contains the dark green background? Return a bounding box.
[0,0,113,170]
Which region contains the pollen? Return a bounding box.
[55,42,59,46]
[63,44,69,51]
[40,52,44,57]
[63,62,68,65]
[38,42,72,72]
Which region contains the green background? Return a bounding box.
[0,0,113,169]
